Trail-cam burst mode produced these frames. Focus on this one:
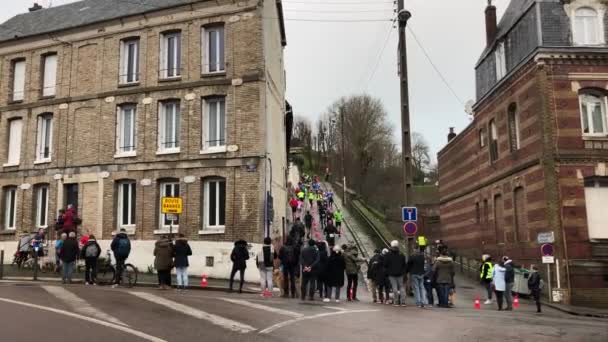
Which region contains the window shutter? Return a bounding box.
[43,55,57,96]
[13,61,26,101]
[8,119,23,165]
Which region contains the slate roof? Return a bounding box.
[0,0,203,43]
[477,0,542,65]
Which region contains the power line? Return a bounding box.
[358,17,397,91]
[284,1,393,4]
[407,25,465,106]
[282,18,393,22]
[283,9,395,14]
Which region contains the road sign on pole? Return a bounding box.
[161,197,183,214]
[537,231,555,244]
[402,207,418,222]
[542,256,555,264]
[541,243,554,257]
[403,221,418,235]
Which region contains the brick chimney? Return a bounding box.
[448,127,457,142]
[29,3,43,12]
[485,1,497,46]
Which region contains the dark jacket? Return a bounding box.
[111,233,131,259]
[299,244,320,272]
[407,253,426,275]
[367,253,382,280]
[290,222,306,243]
[325,251,346,287]
[231,240,250,270]
[504,260,515,283]
[433,256,455,284]
[304,214,313,226]
[316,243,329,280]
[80,239,101,259]
[279,239,299,268]
[173,238,192,268]
[324,224,337,237]
[154,239,174,271]
[59,238,79,263]
[528,271,542,291]
[383,247,406,277]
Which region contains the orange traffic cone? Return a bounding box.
[264,289,272,298]
[201,274,208,287]
[513,294,519,308]
[474,296,481,310]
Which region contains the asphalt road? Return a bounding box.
[0,281,606,342]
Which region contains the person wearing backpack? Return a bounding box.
[174,233,193,290]
[110,228,131,288]
[229,239,250,293]
[81,234,101,285]
[279,237,299,298]
[256,237,277,297]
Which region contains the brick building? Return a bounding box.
[438,0,608,307]
[0,0,288,280]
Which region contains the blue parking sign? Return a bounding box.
[402,207,417,222]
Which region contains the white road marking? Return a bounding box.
[42,285,128,327]
[259,309,379,334]
[130,291,256,334]
[323,306,347,311]
[0,297,165,342]
[218,297,304,318]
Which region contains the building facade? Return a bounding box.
[0,0,288,280]
[438,0,608,307]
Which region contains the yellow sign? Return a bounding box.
[161,197,183,214]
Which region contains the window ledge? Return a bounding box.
[118,82,140,88]
[114,152,137,158]
[198,228,225,235]
[112,227,136,236]
[0,229,16,235]
[8,100,23,105]
[582,135,608,141]
[34,159,52,165]
[158,77,182,83]
[2,163,19,167]
[200,147,227,155]
[201,71,226,78]
[40,95,56,100]
[154,228,180,235]
[156,149,181,156]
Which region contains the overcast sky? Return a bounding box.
[4,0,510,159]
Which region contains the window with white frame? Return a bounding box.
[160,32,181,79]
[158,101,180,153]
[42,54,57,97]
[117,181,136,230]
[508,104,521,151]
[120,39,140,84]
[3,187,17,230]
[203,26,225,73]
[584,177,608,239]
[489,119,499,162]
[479,128,487,148]
[36,114,53,162]
[35,185,49,229]
[202,97,226,152]
[202,178,226,232]
[579,92,608,136]
[495,41,507,80]
[6,119,23,166]
[116,105,136,156]
[159,181,180,229]
[573,7,603,45]
[12,60,26,101]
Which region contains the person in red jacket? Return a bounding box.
[289,197,299,222]
[62,205,78,234]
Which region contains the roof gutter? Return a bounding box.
[276,0,287,46]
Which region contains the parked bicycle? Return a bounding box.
[12,244,54,273]
[97,250,138,287]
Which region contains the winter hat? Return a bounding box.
[333,245,341,253]
[390,240,399,248]
[382,248,389,255]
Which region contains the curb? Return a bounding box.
[541,301,608,319]
[1,276,259,294]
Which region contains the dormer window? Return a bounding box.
[494,41,506,80]
[573,7,604,45]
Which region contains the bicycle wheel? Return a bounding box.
[122,264,138,288]
[97,266,116,286]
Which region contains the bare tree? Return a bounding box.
[412,132,431,185]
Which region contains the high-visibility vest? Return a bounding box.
[334,211,343,222]
[308,193,315,200]
[417,236,427,247]
[297,191,305,199]
[480,262,493,280]
[317,194,323,201]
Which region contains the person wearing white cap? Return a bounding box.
[383,240,407,306]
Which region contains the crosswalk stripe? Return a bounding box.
[42,286,128,327]
[130,292,256,334]
[218,298,304,318]
[259,309,380,334]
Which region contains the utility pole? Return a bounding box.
[340,107,346,206]
[397,1,414,254]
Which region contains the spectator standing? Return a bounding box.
[433,249,455,308]
[492,261,507,311]
[59,232,79,284]
[408,249,428,308]
[110,228,131,288]
[300,239,320,301]
[344,244,365,301]
[154,235,174,290]
[81,234,101,285]
[325,245,346,303]
[279,237,299,298]
[62,205,78,234]
[316,241,329,300]
[480,255,494,304]
[503,256,515,311]
[54,233,67,272]
[384,241,407,306]
[527,265,543,314]
[229,240,250,293]
[256,237,276,297]
[367,249,384,304]
[174,233,193,290]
